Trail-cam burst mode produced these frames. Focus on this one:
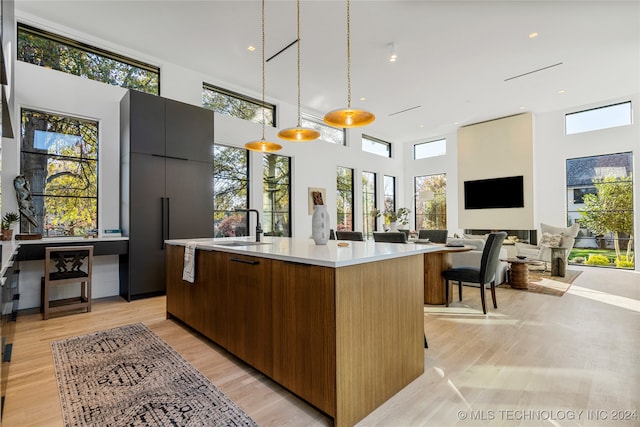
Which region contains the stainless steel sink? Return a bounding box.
[214,241,272,247]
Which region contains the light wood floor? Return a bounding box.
[3,266,639,427]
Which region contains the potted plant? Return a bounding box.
[372,207,410,231]
[1,212,19,241]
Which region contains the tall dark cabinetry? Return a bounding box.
[120,90,214,300]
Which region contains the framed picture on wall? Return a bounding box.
[308,187,326,214]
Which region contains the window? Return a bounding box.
[566,152,633,268]
[336,166,354,231]
[301,115,345,145]
[362,171,377,237]
[414,174,446,230]
[203,83,275,126]
[17,23,159,95]
[362,135,391,158]
[213,145,249,237]
[565,101,632,135]
[20,108,98,237]
[384,175,396,213]
[263,154,291,237]
[414,138,446,160]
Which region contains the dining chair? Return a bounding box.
[335,231,365,241]
[373,232,407,243]
[418,229,448,243]
[441,231,507,314]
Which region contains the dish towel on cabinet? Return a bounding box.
[182,241,197,283]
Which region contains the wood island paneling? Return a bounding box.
[165,244,424,427]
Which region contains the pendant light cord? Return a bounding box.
[296,0,302,127]
[261,0,266,140]
[346,0,351,109]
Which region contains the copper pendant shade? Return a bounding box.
[278,0,320,142]
[245,0,282,153]
[323,0,375,128]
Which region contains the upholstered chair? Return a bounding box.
[418,229,448,243]
[515,223,580,266]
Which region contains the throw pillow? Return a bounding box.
[539,232,563,248]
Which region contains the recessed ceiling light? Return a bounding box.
[558,89,566,94]
[519,106,525,110]
[247,45,256,52]
[529,32,538,38]
[360,97,366,101]
[419,125,424,128]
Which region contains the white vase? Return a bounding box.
[312,205,330,245]
[388,221,398,232]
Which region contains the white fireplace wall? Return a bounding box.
[457,112,535,230]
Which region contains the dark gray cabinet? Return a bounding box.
[120,90,214,300]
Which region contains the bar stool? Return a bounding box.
[42,246,93,320]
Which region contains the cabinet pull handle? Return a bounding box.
[230,257,260,265]
[165,155,189,161]
[161,197,169,249]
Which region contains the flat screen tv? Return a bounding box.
[464,176,524,209]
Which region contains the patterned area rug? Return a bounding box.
[500,269,582,297]
[51,323,258,427]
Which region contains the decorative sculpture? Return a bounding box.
[13,174,41,239]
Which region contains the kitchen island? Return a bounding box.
[165,237,447,427]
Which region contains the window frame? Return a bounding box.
[414,138,446,160]
[362,171,377,237]
[383,175,396,213]
[362,134,392,158]
[213,144,250,237]
[20,107,99,237]
[203,82,276,126]
[301,114,346,145]
[565,101,632,135]
[263,153,291,237]
[414,173,447,230]
[17,23,160,95]
[336,166,354,232]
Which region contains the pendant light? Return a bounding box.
[278,0,320,142]
[245,0,282,153]
[323,0,375,128]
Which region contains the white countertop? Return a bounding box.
[165,236,463,268]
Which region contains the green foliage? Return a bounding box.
[336,167,354,230]
[18,29,158,95]
[615,256,635,268]
[585,254,611,266]
[202,87,272,125]
[578,174,634,262]
[415,174,447,229]
[263,154,290,236]
[571,257,585,264]
[373,207,411,225]
[21,109,98,237]
[1,212,19,229]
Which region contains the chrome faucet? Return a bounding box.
[235,208,263,242]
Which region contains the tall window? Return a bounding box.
[17,23,159,95]
[384,175,396,212]
[362,171,377,237]
[301,115,345,145]
[213,145,249,237]
[20,109,98,237]
[336,166,354,231]
[263,154,291,237]
[414,138,446,160]
[362,135,392,158]
[566,152,634,268]
[414,174,446,230]
[203,83,275,126]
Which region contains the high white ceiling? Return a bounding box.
[14,1,640,144]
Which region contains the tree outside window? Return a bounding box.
[20,109,98,237]
[414,174,446,230]
[213,145,249,237]
[362,171,376,237]
[263,154,291,237]
[336,166,354,231]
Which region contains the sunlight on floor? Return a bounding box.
[424,306,519,325]
[567,285,640,312]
